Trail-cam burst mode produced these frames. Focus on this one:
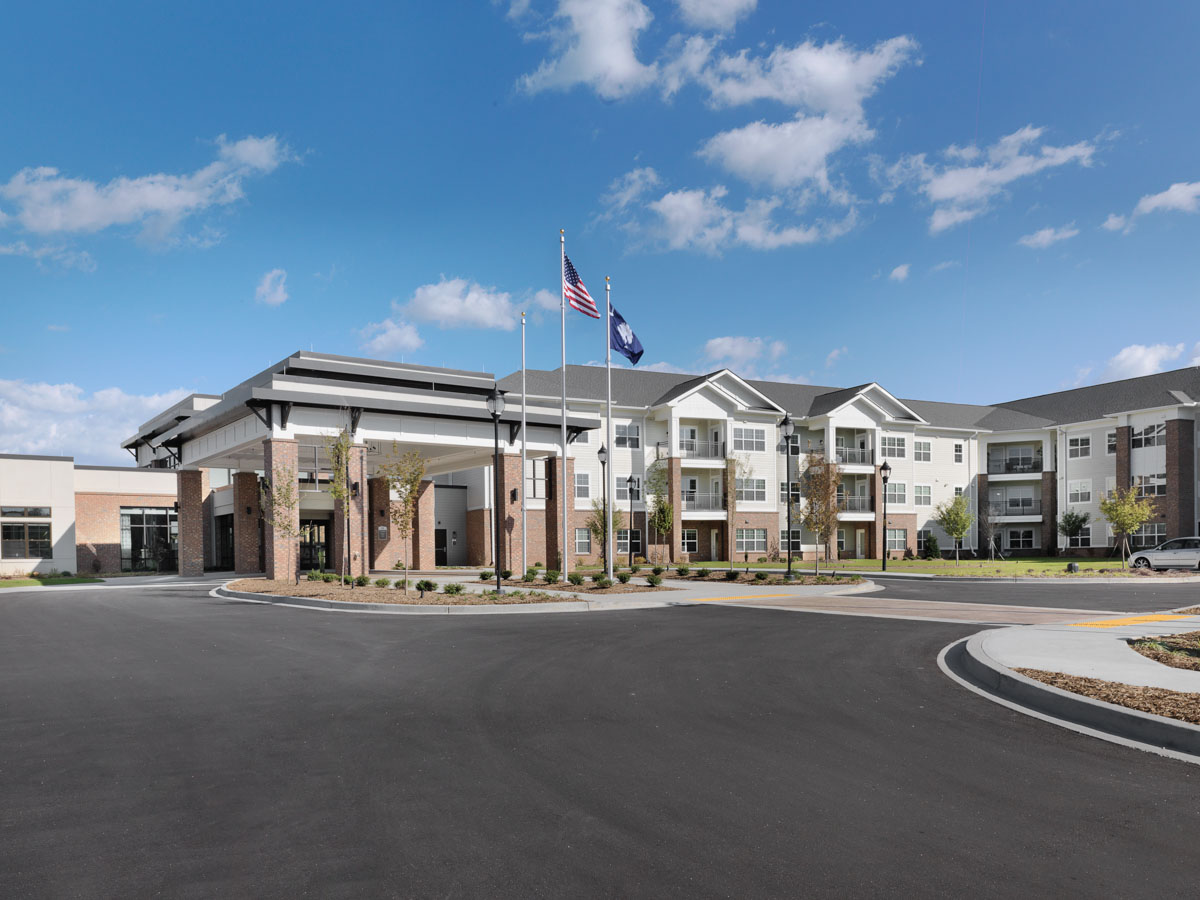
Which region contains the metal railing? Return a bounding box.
[680,491,725,511]
[987,458,1043,475]
[679,439,724,459]
[837,496,873,512]
[986,500,1042,517]
[834,447,872,465]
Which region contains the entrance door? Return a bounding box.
[215,514,234,569]
[855,529,866,559]
[710,529,720,560]
[299,519,330,570]
[435,529,448,566]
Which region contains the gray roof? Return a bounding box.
[993,365,1200,425]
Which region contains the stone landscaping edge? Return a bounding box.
[941,631,1200,762]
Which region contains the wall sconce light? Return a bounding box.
[379,509,386,519]
[351,481,360,498]
[510,488,518,502]
[452,531,458,545]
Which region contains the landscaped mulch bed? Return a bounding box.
[483,579,676,595]
[229,579,582,605]
[1014,668,1200,726]
[1129,631,1200,673]
[1177,607,1200,616]
[665,571,861,586]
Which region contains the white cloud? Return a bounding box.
[699,114,869,191]
[405,277,520,330]
[46,324,69,332]
[1105,181,1200,233]
[703,335,787,372]
[1100,343,1185,381]
[599,166,662,215]
[531,288,560,311]
[885,125,1095,233]
[1017,223,1079,249]
[0,380,190,465]
[825,345,847,367]
[1101,213,1126,232]
[0,240,95,271]
[359,317,423,357]
[648,186,734,253]
[674,0,755,31]
[889,263,909,282]
[930,260,959,272]
[254,268,289,306]
[518,0,657,100]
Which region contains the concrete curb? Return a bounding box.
[948,629,1200,760]
[213,585,680,616]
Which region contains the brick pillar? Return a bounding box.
[872,466,885,560]
[368,477,395,571]
[1041,470,1057,555]
[178,470,205,576]
[976,473,989,554]
[233,471,262,574]
[200,468,213,567]
[1166,419,1195,539]
[331,444,368,577]
[412,480,436,570]
[1115,425,1131,491]
[263,439,300,581]
[666,458,682,562]
[494,455,523,573]
[544,455,575,571]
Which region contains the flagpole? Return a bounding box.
[520,311,527,577]
[605,276,614,581]
[559,229,569,583]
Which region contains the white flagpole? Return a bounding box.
[605,276,614,581]
[520,311,527,576]
[559,229,569,583]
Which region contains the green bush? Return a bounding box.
[533,561,543,568]
[757,557,768,563]
[924,534,941,559]
[725,569,739,581]
[652,565,665,576]
[523,568,538,583]
[590,573,605,583]
[442,582,464,595]
[543,569,560,583]
[630,565,641,574]
[394,579,407,589]
[307,569,321,581]
[480,570,494,581]
[322,572,337,582]
[501,569,513,580]
[616,571,631,583]
[374,577,391,588]
[354,574,371,587]
[594,576,612,589]
[646,573,662,587]
[754,571,768,581]
[415,579,436,593]
[676,565,690,577]
[567,572,584,586]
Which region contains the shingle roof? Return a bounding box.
[992,365,1200,425]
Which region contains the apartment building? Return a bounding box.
[2,352,1197,575]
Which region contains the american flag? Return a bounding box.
[562,253,599,319]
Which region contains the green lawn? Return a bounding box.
[0,576,104,589]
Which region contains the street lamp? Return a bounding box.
[598,443,609,576]
[626,474,635,569]
[781,414,795,580]
[880,459,892,572]
[487,387,506,595]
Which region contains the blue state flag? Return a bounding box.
[609,305,644,365]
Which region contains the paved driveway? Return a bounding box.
[1,584,1196,897]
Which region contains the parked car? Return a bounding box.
[1127,537,1200,570]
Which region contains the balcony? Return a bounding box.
[834,447,873,465]
[837,496,873,512]
[681,491,725,511]
[986,500,1042,517]
[987,458,1043,475]
[657,440,726,460]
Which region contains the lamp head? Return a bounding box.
[486,387,506,417]
[780,414,794,438]
[598,443,608,466]
[880,460,892,483]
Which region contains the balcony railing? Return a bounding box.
[681,491,725,511]
[834,447,873,465]
[837,496,873,512]
[987,458,1043,475]
[656,440,726,460]
[986,500,1042,517]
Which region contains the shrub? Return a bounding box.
[594,576,612,589]
[616,572,631,583]
[394,579,407,589]
[543,569,560,584]
[754,571,768,581]
[533,561,543,568]
[646,573,662,587]
[591,573,605,583]
[924,534,941,559]
[415,579,436,593]
[757,557,768,563]
[307,570,322,581]
[523,568,538,583]
[354,574,371,587]
[630,565,641,574]
[652,565,665,576]
[567,572,584,586]
[322,572,337,582]
[675,565,690,577]
[725,569,739,581]
[374,577,391,588]
[502,569,513,580]
[442,582,464,595]
[480,570,494,581]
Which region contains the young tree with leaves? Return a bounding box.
[585,498,624,569]
[259,464,301,584]
[934,494,974,565]
[378,445,425,595]
[644,459,672,563]
[801,452,840,575]
[324,426,353,586]
[1099,486,1157,568]
[978,503,998,561]
[1057,509,1091,555]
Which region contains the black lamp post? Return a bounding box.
[781,414,795,579]
[880,460,892,572]
[598,443,608,575]
[487,387,506,595]
[626,474,635,568]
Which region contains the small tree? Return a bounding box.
[1099,486,1157,568]
[585,498,625,569]
[979,503,998,561]
[1057,510,1091,555]
[801,452,840,575]
[324,426,354,586]
[934,494,974,565]
[378,445,425,595]
[644,459,672,562]
[259,464,301,584]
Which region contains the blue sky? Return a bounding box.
[3,1,1199,462]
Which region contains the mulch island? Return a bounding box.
[1128,631,1200,673]
[485,579,675,595]
[1178,607,1200,616]
[229,578,583,605]
[664,569,861,586]
[1015,668,1200,726]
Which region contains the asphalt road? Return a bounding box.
[2,585,1197,898]
[868,576,1199,612]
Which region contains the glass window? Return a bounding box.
[886,529,906,552]
[119,506,178,572]
[1135,473,1167,498]
[779,529,803,551]
[881,436,905,458]
[1068,436,1090,459]
[1131,424,1166,449]
[914,485,931,506]
[616,529,642,554]
[914,441,931,462]
[1068,480,1091,504]
[2,524,31,559]
[526,458,547,499]
[1,522,53,559]
[615,424,640,449]
[779,481,802,503]
[917,529,931,552]
[1069,526,1091,548]
[574,528,591,555]
[735,478,766,502]
[786,434,802,456]
[1132,523,1166,548]
[616,476,642,501]
[735,528,767,553]
[574,430,589,444]
[733,427,766,452]
[954,486,964,497]
[836,529,846,552]
[885,482,906,505]
[574,472,590,499]
[1007,529,1035,550]
[954,443,963,464]
[681,529,698,553]
[1106,432,1117,455]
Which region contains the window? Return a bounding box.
[836,529,846,552]
[786,434,802,456]
[1131,423,1166,448]
[1068,436,1090,459]
[575,429,589,444]
[1132,522,1166,548]
[526,458,547,499]
[615,423,640,449]
[914,485,932,506]
[1105,476,1117,500]
[574,472,590,499]
[615,476,642,501]
[881,436,906,458]
[886,529,906,552]
[1,523,51,559]
[954,443,964,464]
[954,486,964,498]
[733,427,766,452]
[885,481,906,505]
[681,529,698,553]
[735,478,766,502]
[1,506,51,518]
[616,529,642,554]
[735,528,767,553]
[574,528,592,555]
[779,481,802,503]
[1068,479,1092,504]
[780,529,803,551]
[914,441,931,462]
[119,507,179,572]
[917,529,931,552]
[1106,431,1117,455]
[1135,473,1167,498]
[1007,529,1035,550]
[1069,526,1091,548]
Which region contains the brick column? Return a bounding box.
[1115,425,1132,491]
[200,468,213,567]
[263,439,300,581]
[544,455,575,571]
[976,473,989,555]
[368,477,396,571]
[872,466,885,560]
[1166,418,1195,539]
[494,455,523,573]
[1041,470,1057,555]
[665,458,682,561]
[411,480,436,570]
[233,471,262,574]
[178,470,205,576]
[331,444,369,577]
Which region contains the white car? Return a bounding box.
[1128,537,1200,570]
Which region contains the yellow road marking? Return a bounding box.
[1069,614,1196,628]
